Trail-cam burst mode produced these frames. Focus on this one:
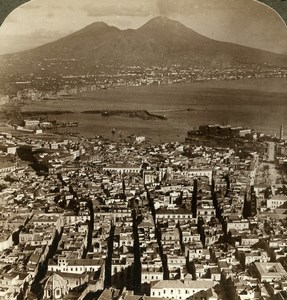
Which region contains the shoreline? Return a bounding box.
[1,77,286,142]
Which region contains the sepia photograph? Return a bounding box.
[0,0,287,299]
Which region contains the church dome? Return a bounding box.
[43,273,67,299]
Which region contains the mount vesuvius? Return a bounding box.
[1,16,287,75]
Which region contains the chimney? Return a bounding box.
[280,124,284,140]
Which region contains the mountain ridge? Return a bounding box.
[1,16,287,75]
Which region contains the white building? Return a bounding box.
[267,195,287,209]
[253,262,287,282]
[0,162,16,175]
[103,164,141,174]
[48,258,102,274]
[24,120,40,127]
[172,169,213,185]
[226,219,249,232]
[150,279,216,299]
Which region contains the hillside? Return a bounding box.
[1,16,287,75]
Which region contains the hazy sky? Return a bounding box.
[0,0,287,55]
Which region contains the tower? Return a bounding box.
[267,142,275,162]
[280,124,284,140]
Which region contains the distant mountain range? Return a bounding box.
[1,16,287,75]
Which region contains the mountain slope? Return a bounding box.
[1,16,287,75]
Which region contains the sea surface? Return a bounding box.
[21,77,287,142]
